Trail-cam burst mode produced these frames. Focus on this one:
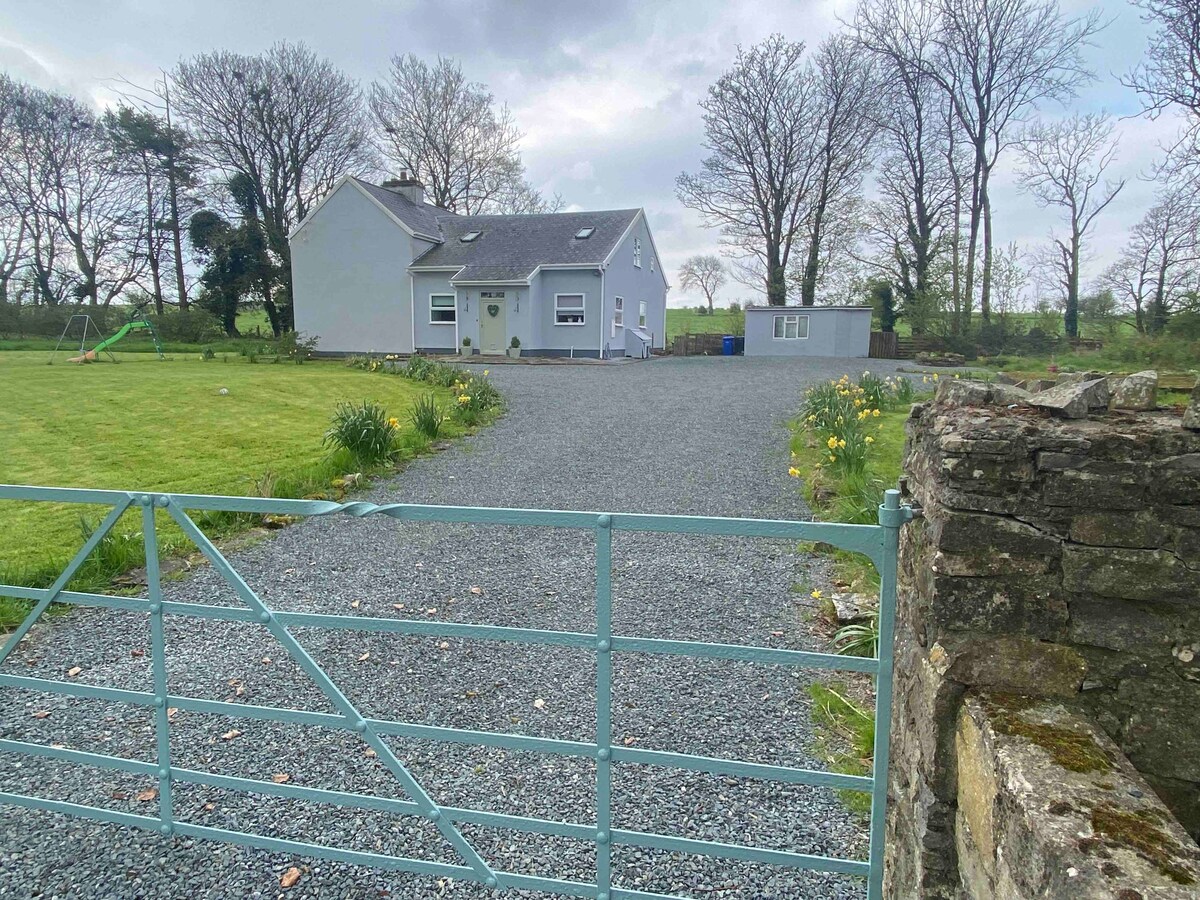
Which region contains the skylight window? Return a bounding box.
[574,227,595,239]
[460,231,482,243]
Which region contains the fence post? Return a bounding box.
[594,514,613,900]
[141,494,174,836]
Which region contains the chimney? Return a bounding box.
[381,169,425,206]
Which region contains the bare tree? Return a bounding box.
[1102,185,1200,334]
[795,35,879,306]
[924,0,1104,324]
[1017,114,1125,338]
[1124,0,1200,173]
[678,254,727,313]
[371,55,555,215]
[111,74,202,310]
[677,35,818,306]
[173,42,373,333]
[852,0,959,327]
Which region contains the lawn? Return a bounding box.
[0,351,450,595]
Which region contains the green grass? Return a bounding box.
[666,307,744,340]
[808,682,875,816]
[0,351,463,626]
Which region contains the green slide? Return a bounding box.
[69,312,164,362]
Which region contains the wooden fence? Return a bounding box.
[868,332,898,359]
[671,333,729,356]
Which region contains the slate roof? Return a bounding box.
[352,177,450,239]
[411,207,641,281]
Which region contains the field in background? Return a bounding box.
[666,307,744,340]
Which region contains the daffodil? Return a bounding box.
[827,436,839,449]
[788,466,801,478]
[865,436,875,444]
[811,589,823,599]
[829,454,837,462]
[837,439,846,449]
[873,409,881,417]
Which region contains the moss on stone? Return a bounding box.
[981,694,1113,773]
[1091,804,1196,885]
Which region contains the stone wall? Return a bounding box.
[884,381,1200,898]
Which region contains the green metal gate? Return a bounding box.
[0,484,911,899]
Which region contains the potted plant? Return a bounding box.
[461,336,472,356]
[507,336,521,359]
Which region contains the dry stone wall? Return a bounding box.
[884,379,1200,898]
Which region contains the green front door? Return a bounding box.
[479,293,507,355]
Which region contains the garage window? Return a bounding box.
[555,293,585,325]
[430,294,456,324]
[773,314,809,340]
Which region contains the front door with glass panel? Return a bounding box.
[479,291,507,355]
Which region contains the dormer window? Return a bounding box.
[460,231,482,243]
[574,227,595,240]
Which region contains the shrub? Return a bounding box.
[277,330,320,364]
[323,400,397,468]
[408,393,445,439]
[147,309,223,343]
[510,336,521,349]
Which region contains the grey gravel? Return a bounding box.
[0,356,913,899]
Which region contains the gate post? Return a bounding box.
[869,489,910,900]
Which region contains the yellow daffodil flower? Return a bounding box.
[788,466,801,478]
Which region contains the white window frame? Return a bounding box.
[772,314,810,340]
[633,237,642,269]
[638,300,647,328]
[554,293,586,326]
[612,296,624,337]
[430,293,456,325]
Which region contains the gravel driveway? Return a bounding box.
[0,355,911,900]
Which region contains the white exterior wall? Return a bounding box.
[743,307,872,357]
[602,214,668,354]
[292,183,429,353]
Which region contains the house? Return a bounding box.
[290,174,669,357]
[742,305,872,357]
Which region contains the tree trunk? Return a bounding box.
[766,243,786,306]
[979,173,993,324]
[960,139,986,334]
[1064,234,1081,339]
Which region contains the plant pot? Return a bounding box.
[460,347,471,356]
[506,347,521,359]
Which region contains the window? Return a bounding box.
[480,290,505,299]
[633,237,642,268]
[460,230,482,243]
[430,294,456,324]
[555,293,585,325]
[772,314,809,340]
[574,227,595,239]
[612,296,624,336]
[638,300,647,328]
[650,257,655,273]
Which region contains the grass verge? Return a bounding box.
[808,682,875,816]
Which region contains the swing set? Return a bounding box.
[49,304,165,364]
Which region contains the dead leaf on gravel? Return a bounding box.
[221,729,241,741]
[392,603,405,611]
[469,586,483,595]
[67,666,82,677]
[280,866,301,888]
[111,790,129,801]
[350,600,360,609]
[203,802,215,811]
[135,788,158,802]
[167,707,179,721]
[357,651,370,662]
[31,710,49,719]
[261,657,272,665]
[130,649,145,657]
[272,773,290,784]
[623,735,637,746]
[425,607,437,615]
[533,698,545,710]
[363,748,377,758]
[438,641,450,650]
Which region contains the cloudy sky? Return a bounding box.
[0,0,1183,307]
